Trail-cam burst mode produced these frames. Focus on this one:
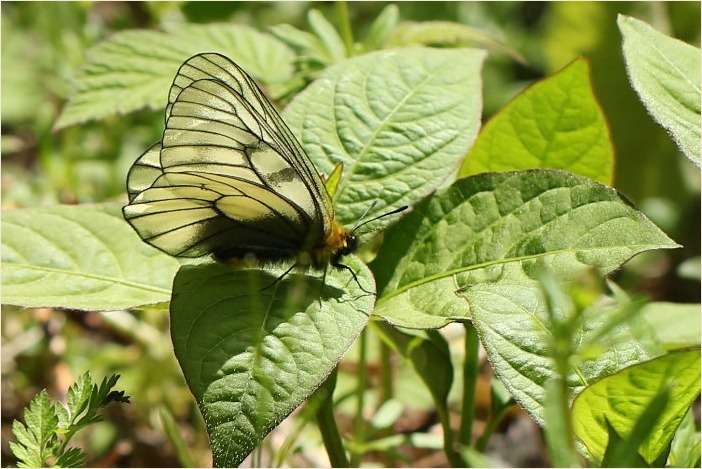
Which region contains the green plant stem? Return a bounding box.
[315,368,350,467]
[436,402,466,467]
[160,407,196,467]
[317,404,349,468]
[349,328,367,466]
[378,338,396,467]
[540,270,581,467]
[474,404,512,452]
[543,377,581,467]
[273,413,308,467]
[379,340,393,403]
[335,1,354,56]
[459,323,479,447]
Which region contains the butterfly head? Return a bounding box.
[316,221,356,268]
[332,230,359,265]
[324,204,408,269]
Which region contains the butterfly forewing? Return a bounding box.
[165,53,332,221]
[123,53,333,260]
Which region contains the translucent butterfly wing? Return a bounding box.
[165,53,332,220]
[123,54,333,259]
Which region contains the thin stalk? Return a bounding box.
[349,328,367,466]
[160,407,196,467]
[378,338,396,467]
[474,404,512,453]
[252,445,262,468]
[315,369,350,467]
[378,339,393,404]
[543,376,580,467]
[435,403,466,467]
[540,270,582,467]
[544,325,580,467]
[273,397,319,467]
[459,323,479,447]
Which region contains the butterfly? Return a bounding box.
[122,53,405,289]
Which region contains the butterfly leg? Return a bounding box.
[333,261,375,296]
[260,263,297,292]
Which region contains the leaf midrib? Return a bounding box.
[4,262,171,295]
[376,243,678,306]
[336,58,448,194]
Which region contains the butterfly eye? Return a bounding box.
[342,234,359,256]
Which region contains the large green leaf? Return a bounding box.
[283,47,486,228]
[542,2,693,205]
[460,59,614,184]
[1,204,179,310]
[619,15,701,167]
[55,23,294,128]
[461,280,663,427]
[573,349,701,464]
[170,260,373,467]
[372,170,679,330]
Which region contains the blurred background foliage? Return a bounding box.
[2,2,699,467]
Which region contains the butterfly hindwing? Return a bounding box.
[126,143,162,201]
[123,53,333,260]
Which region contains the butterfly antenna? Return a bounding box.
[351,204,408,235]
[351,200,379,232]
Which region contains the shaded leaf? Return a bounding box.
[601,417,651,467]
[54,447,87,468]
[170,260,373,467]
[373,323,453,406]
